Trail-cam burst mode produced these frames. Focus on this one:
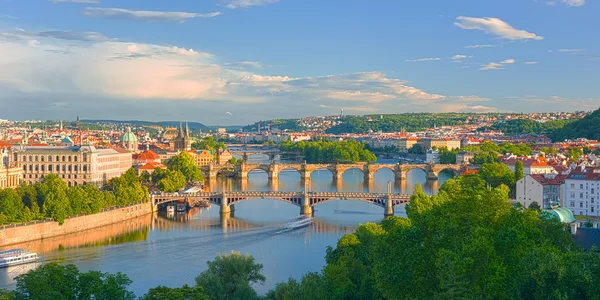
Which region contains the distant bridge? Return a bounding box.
[201,162,464,182]
[151,191,413,217]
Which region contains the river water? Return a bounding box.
[0,157,454,295]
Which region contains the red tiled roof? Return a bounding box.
[139,162,166,170]
[112,147,131,154]
[567,167,600,181]
[134,150,161,161]
[530,174,566,185]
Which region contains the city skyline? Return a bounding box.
[0,0,598,124]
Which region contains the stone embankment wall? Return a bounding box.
[0,202,153,247]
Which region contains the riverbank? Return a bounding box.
[0,202,153,247]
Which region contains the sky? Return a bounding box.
[0,0,598,125]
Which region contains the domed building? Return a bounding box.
[120,127,139,152]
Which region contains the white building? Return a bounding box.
[425,149,440,164]
[564,166,600,216]
[516,174,565,209]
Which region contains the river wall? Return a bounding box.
[0,203,153,247]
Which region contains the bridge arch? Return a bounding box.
[310,197,387,208]
[435,167,460,177]
[245,165,271,174]
[339,167,365,178]
[226,196,303,208]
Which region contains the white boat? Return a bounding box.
[166,205,175,213]
[0,249,40,268]
[176,203,187,212]
[282,217,314,230]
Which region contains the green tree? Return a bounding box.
[0,188,30,223]
[528,201,541,212]
[38,174,70,224]
[472,152,499,164]
[408,144,424,154]
[140,285,209,300]
[514,160,525,182]
[479,162,515,189]
[157,170,187,193]
[167,152,202,182]
[195,251,266,300]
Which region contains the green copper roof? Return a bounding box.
[120,128,138,143]
[550,207,576,223]
[61,137,73,144]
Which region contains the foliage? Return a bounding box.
[151,168,187,193]
[192,136,226,154]
[528,201,541,212]
[479,162,515,189]
[195,251,266,300]
[472,152,500,164]
[438,147,458,164]
[408,144,424,155]
[228,157,244,165]
[549,107,600,141]
[326,113,476,134]
[242,119,303,132]
[166,152,202,182]
[514,160,525,182]
[11,263,135,300]
[584,219,594,228]
[0,169,147,225]
[140,285,209,300]
[263,175,595,299]
[565,147,584,161]
[279,139,376,163]
[480,119,573,136]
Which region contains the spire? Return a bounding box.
[185,122,189,137]
[178,122,183,138]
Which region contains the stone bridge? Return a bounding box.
[152,191,414,217]
[201,162,463,182]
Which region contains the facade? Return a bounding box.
[425,149,440,164]
[120,127,139,152]
[456,151,476,164]
[9,145,132,187]
[173,123,191,151]
[133,149,161,166]
[505,158,556,175]
[397,138,418,153]
[0,148,22,189]
[194,150,214,166]
[137,162,166,175]
[417,138,461,151]
[516,174,565,209]
[564,166,600,216]
[217,149,233,165]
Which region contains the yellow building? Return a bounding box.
[195,150,214,166]
[217,149,233,165]
[1,148,23,189]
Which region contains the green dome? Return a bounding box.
[550,207,576,223]
[120,128,138,143]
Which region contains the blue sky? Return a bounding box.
[0,0,598,125]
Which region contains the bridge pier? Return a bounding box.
[300,194,312,216]
[384,195,394,217]
[220,194,231,214]
[426,172,438,180]
[395,170,407,181]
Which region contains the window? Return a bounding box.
[35,156,38,162]
[35,165,38,172]
[41,156,44,162]
[41,165,45,172]
[592,207,595,213]
[83,153,87,162]
[83,165,87,172]
[28,165,32,172]
[22,155,26,161]
[48,165,52,172]
[62,156,65,162]
[68,165,72,172]
[48,155,52,162]
[74,156,78,162]
[581,184,584,189]
[68,156,71,162]
[74,165,78,173]
[28,156,32,162]
[570,192,576,198]
[593,198,595,204]
[571,201,575,207]
[580,202,584,208]
[581,193,584,199]
[62,165,66,172]
[23,165,26,172]
[593,188,596,194]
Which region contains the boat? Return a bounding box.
[0,249,40,268]
[195,201,211,208]
[166,205,175,213]
[282,217,314,230]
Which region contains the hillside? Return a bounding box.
[83,120,210,132]
[549,107,600,141]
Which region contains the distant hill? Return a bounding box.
[549,107,600,141]
[83,119,210,132]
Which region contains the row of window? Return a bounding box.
[26,174,85,180]
[23,164,89,173]
[18,154,88,163]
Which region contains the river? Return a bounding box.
[0,156,454,295]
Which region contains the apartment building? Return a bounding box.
[564,166,600,216]
[516,174,565,209]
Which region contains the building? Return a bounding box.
[398,138,418,153]
[133,149,161,166]
[516,174,566,209]
[217,128,226,134]
[217,149,233,165]
[120,127,139,152]
[9,145,132,187]
[417,138,461,151]
[137,162,166,176]
[425,149,440,164]
[173,123,191,151]
[456,151,476,164]
[194,150,214,166]
[505,158,556,175]
[564,166,600,216]
[0,148,22,189]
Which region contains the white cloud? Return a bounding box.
[52,0,100,3]
[406,57,441,62]
[465,44,498,49]
[451,55,472,62]
[480,59,516,71]
[558,48,584,52]
[547,0,585,6]
[223,0,279,9]
[225,61,263,69]
[0,28,493,123]
[225,111,233,115]
[454,16,544,40]
[83,7,221,22]
[524,61,538,65]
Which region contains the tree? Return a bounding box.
[157,170,187,193]
[38,174,70,224]
[228,158,243,165]
[0,188,30,223]
[140,285,209,300]
[192,136,225,154]
[584,219,594,228]
[195,251,266,300]
[528,201,541,212]
[472,152,499,164]
[479,162,515,189]
[514,160,525,182]
[167,152,202,182]
[12,263,135,300]
[408,144,424,155]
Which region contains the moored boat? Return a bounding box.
[176,203,187,212]
[282,217,314,230]
[166,205,175,213]
[0,249,40,268]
